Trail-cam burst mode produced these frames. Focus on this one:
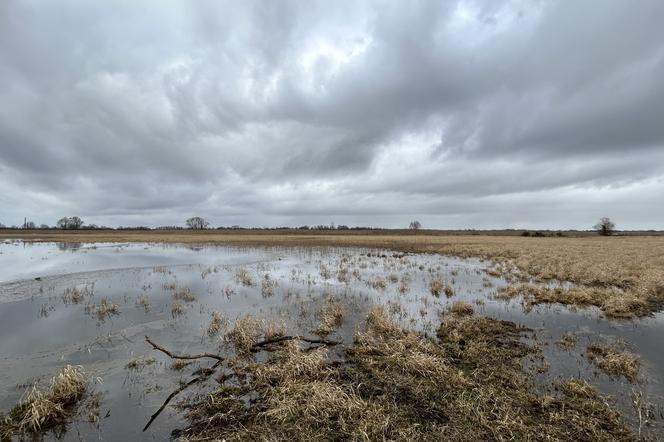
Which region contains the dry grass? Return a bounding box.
[235,268,254,286]
[261,273,276,297]
[430,277,445,296]
[171,300,185,318]
[170,360,192,371]
[7,230,664,318]
[0,366,87,438]
[587,343,641,382]
[556,332,577,350]
[135,294,150,309]
[86,297,119,320]
[314,298,345,336]
[173,287,196,302]
[225,315,262,353]
[176,306,636,441]
[207,311,227,337]
[62,287,84,304]
[496,283,651,319]
[448,300,474,315]
[125,357,156,371]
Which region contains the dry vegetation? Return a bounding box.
[225,315,263,354]
[173,287,196,302]
[314,298,345,336]
[62,287,84,304]
[0,366,88,439]
[587,343,641,382]
[85,297,119,320]
[447,300,474,315]
[207,311,227,337]
[172,306,636,441]
[7,230,663,318]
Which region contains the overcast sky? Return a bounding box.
[1,1,663,229]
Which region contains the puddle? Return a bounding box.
[0,241,662,440]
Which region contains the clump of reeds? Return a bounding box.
[337,267,350,283]
[430,277,444,296]
[62,287,84,304]
[0,366,87,437]
[207,311,227,337]
[315,298,344,336]
[556,332,577,350]
[171,300,185,318]
[135,294,150,310]
[587,343,640,382]
[173,287,196,302]
[319,264,332,280]
[448,300,474,316]
[169,360,192,371]
[85,297,119,320]
[367,277,387,290]
[125,358,156,371]
[261,273,276,297]
[235,268,254,286]
[225,315,262,353]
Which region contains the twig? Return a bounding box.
[143,360,221,432]
[145,336,224,362]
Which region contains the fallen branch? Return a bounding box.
[251,335,340,350]
[143,360,221,432]
[145,336,224,362]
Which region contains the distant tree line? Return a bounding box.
[0,216,620,234]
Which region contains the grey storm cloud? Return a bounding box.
[1,0,663,229]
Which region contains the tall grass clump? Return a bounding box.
[1,366,88,438]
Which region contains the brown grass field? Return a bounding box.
[2,229,664,318]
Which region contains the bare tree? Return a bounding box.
[408,220,422,230]
[594,217,615,236]
[24,221,36,229]
[57,216,84,229]
[186,217,209,230]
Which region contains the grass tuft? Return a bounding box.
[448,300,474,315]
[587,343,640,382]
[1,366,88,438]
[315,298,345,336]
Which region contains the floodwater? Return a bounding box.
[0,241,662,440]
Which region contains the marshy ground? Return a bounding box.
[0,231,663,440]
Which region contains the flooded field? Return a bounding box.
[0,240,662,440]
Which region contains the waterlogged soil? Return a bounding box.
[0,240,662,440]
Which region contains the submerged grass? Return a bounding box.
[176,306,636,441]
[0,366,88,439]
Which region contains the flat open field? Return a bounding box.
[1,230,663,440]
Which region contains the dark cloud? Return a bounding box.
[1,0,663,229]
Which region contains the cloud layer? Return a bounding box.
[1,0,663,229]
